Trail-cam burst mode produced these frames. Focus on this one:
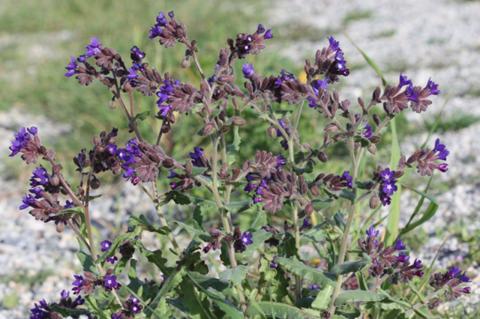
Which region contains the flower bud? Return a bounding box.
[369,194,380,209]
[368,143,376,155]
[231,116,247,126]
[317,151,328,162]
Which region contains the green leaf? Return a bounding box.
[247,301,319,319]
[163,191,191,205]
[77,250,95,272]
[49,304,92,316]
[220,266,248,286]
[334,290,385,306]
[276,257,335,287]
[187,271,229,291]
[400,183,438,236]
[133,110,151,122]
[128,214,169,235]
[311,285,333,310]
[238,229,272,259]
[146,269,185,316]
[385,117,401,246]
[187,272,243,319]
[329,255,370,276]
[311,198,334,211]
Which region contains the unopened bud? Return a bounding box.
[369,194,380,209]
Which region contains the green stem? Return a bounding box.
[328,139,364,315]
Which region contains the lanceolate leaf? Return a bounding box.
[276,257,335,286]
[247,301,320,319]
[334,290,385,306]
[328,255,370,276]
[187,272,243,319]
[385,117,401,246]
[400,182,439,236]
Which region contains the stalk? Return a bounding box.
[327,139,364,315]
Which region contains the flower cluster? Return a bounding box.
[112,296,143,318]
[30,290,85,319]
[381,74,440,115]
[378,168,399,206]
[428,266,471,308]
[9,126,43,163]
[100,240,118,264]
[407,138,449,176]
[229,23,272,59]
[243,151,292,212]
[149,11,187,48]
[359,226,424,282]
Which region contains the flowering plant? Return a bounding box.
[12,10,471,319]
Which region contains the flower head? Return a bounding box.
[103,274,121,290]
[242,63,255,78]
[85,37,102,57]
[64,56,78,77]
[100,240,112,252]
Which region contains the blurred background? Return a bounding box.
[0,0,479,317]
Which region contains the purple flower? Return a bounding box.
[378,168,398,206]
[127,296,143,314]
[381,182,397,196]
[156,12,168,26]
[274,69,295,88]
[189,147,206,167]
[30,167,49,187]
[20,194,36,210]
[130,46,145,62]
[85,37,102,57]
[264,29,273,39]
[327,36,349,79]
[242,63,255,78]
[366,225,379,239]
[270,259,278,269]
[394,239,406,251]
[149,25,163,39]
[301,217,312,230]
[433,138,449,161]
[72,274,85,294]
[363,124,373,139]
[312,79,328,93]
[64,56,78,77]
[241,231,253,245]
[127,67,139,80]
[100,240,112,252]
[342,170,353,188]
[103,274,120,290]
[234,231,253,252]
[111,313,123,319]
[257,24,266,33]
[406,84,419,103]
[379,168,395,183]
[107,255,118,264]
[426,79,440,95]
[276,155,287,167]
[399,74,412,88]
[9,126,37,157]
[29,299,49,319]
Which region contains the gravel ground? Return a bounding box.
[1,0,480,317]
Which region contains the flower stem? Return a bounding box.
[328,139,364,315]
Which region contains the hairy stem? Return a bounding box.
[328,139,364,315]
